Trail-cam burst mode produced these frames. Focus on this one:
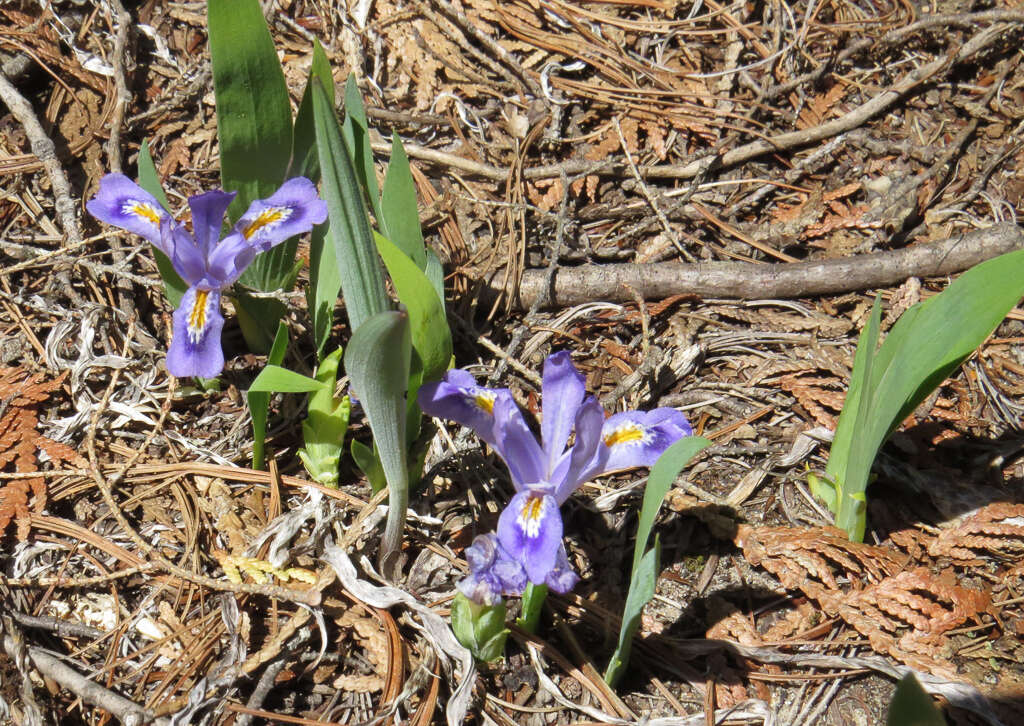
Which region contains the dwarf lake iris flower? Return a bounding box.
[419,352,692,601]
[87,174,327,378]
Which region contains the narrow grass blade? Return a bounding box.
[294,43,339,359]
[632,436,711,572]
[345,310,411,578]
[605,538,659,687]
[249,366,326,394]
[137,140,186,306]
[247,322,290,470]
[312,79,389,333]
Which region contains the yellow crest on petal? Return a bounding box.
[124,201,162,226]
[473,391,496,415]
[604,423,646,447]
[242,207,291,240]
[187,289,211,343]
[517,495,548,538]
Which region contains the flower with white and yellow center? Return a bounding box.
[87,175,326,378]
[418,351,693,599]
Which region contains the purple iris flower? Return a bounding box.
[457,534,527,606]
[420,352,692,597]
[86,174,327,378]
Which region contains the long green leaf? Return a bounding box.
[208,0,292,219]
[136,140,186,307]
[295,43,341,359]
[605,540,659,687]
[829,297,881,541]
[345,310,411,577]
[374,232,451,384]
[340,75,383,225]
[247,322,290,470]
[632,436,712,572]
[208,0,296,349]
[312,79,390,333]
[380,135,427,269]
[290,39,333,182]
[605,435,710,686]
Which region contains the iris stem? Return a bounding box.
[516,582,548,633]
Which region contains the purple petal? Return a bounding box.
[166,286,225,378]
[205,232,258,287]
[553,395,608,502]
[545,544,580,593]
[540,352,585,478]
[596,408,693,475]
[497,491,562,584]
[457,533,527,605]
[232,177,327,252]
[417,369,513,448]
[86,173,170,247]
[188,189,236,259]
[493,396,545,489]
[162,217,205,284]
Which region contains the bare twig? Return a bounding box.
[0,69,82,247]
[2,633,161,726]
[511,222,1024,309]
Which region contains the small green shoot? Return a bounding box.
[820,249,1024,541]
[451,592,509,663]
[886,673,946,726]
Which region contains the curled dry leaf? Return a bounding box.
[927,502,1024,564]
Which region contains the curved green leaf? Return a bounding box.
[345,310,411,577]
[374,231,451,384]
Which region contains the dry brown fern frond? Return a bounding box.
[0,368,84,539]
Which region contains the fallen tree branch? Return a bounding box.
[510,223,1024,309]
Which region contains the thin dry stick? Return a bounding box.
[0,69,82,247]
[613,117,693,263]
[2,633,162,725]
[512,222,1024,309]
